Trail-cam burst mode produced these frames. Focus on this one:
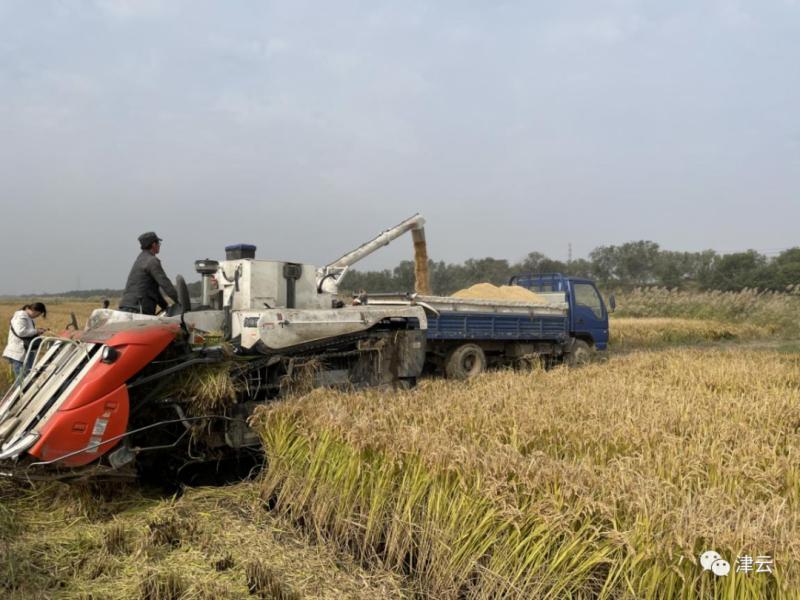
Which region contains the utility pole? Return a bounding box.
[568,243,573,264]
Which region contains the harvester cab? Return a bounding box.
[0,215,430,480]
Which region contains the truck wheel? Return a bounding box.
[567,339,593,367]
[445,344,487,380]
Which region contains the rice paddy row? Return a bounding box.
[253,348,800,598]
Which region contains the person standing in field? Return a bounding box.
[3,302,47,378]
[119,231,179,315]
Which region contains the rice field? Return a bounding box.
[253,349,800,599]
[2,294,799,598]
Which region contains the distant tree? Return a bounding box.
[654,251,705,288]
[589,246,618,284]
[392,261,416,292]
[689,250,718,287]
[615,241,661,285]
[566,258,594,279]
[340,243,793,296]
[772,248,800,287]
[462,258,512,287]
[701,251,767,291]
[516,252,549,274]
[755,248,800,290]
[429,260,460,295]
[653,251,683,288]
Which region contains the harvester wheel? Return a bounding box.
[445,343,486,380]
[567,339,594,367]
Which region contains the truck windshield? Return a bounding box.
[574,283,604,319]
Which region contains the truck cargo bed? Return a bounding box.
[426,311,568,341]
[370,293,569,342]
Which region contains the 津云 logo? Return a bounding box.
[700,550,773,576]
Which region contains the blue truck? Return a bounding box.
[377,273,609,379]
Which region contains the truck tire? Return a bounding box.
[567,339,593,367]
[445,344,487,380]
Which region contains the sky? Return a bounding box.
[0,0,798,294]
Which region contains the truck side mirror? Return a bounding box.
[608,294,616,313]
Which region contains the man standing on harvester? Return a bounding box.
[119,231,179,315]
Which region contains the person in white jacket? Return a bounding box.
[3,302,47,378]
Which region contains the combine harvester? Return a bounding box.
[0,216,430,480]
[0,214,608,480]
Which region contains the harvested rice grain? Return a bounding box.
[452,283,545,303]
[413,233,431,295]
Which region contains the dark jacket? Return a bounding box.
[119,251,179,315]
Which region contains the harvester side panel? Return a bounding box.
[65,324,180,410]
[29,385,129,467]
[0,323,179,467]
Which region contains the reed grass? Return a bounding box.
[609,318,772,349]
[252,348,800,598]
[614,287,800,337]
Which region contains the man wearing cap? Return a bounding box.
[119,232,180,315]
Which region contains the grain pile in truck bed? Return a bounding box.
[451,283,546,303]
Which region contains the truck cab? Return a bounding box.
[509,273,609,351]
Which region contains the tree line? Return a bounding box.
[11,242,797,299]
[341,242,800,295]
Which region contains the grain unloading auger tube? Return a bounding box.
[316,213,430,295]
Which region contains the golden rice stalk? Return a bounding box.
[279,358,323,398]
[251,348,800,598]
[165,363,241,413]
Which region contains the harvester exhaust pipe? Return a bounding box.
[195,259,220,307]
[283,263,303,309]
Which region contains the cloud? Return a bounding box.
[715,1,754,28]
[41,70,102,96]
[208,34,291,65]
[540,15,646,49]
[92,0,175,20]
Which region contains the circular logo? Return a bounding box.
[711,559,731,577]
[700,551,721,571]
